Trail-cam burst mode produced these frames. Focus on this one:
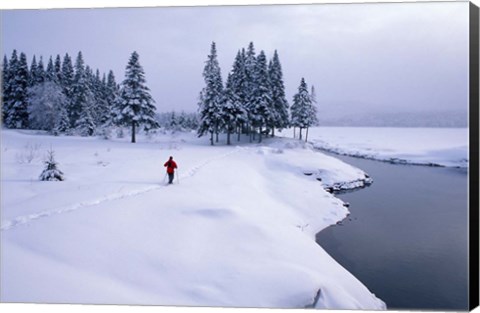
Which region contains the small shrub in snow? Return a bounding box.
[39,149,65,181]
[15,142,42,164]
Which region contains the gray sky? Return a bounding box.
[1,1,469,115]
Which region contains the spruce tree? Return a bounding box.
[71,51,92,129]
[268,50,289,136]
[117,51,159,143]
[222,72,246,145]
[54,55,63,84]
[35,57,46,85]
[29,55,38,87]
[2,54,11,125]
[61,53,74,127]
[228,50,248,141]
[46,56,55,82]
[7,52,30,128]
[244,43,257,139]
[104,70,119,126]
[39,148,65,181]
[198,42,224,145]
[291,78,316,141]
[251,50,272,143]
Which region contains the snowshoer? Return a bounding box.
[164,156,178,184]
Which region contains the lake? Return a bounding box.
[316,153,469,310]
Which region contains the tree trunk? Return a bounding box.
[258,127,262,143]
[305,127,309,142]
[237,126,241,141]
[210,132,214,146]
[293,127,296,139]
[131,121,136,143]
[216,132,219,143]
[299,128,303,141]
[227,130,231,145]
[271,127,275,138]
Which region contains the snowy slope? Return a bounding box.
[280,127,468,168]
[1,129,385,309]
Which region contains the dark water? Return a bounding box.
[315,154,469,311]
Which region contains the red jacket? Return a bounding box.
[164,160,177,174]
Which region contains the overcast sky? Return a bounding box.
[1,1,469,115]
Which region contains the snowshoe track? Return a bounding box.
[1,147,242,231]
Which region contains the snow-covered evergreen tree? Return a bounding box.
[291,78,316,141]
[61,53,74,127]
[228,50,248,141]
[46,56,56,82]
[117,51,159,143]
[2,51,18,126]
[71,51,95,132]
[75,94,96,136]
[251,50,273,143]
[53,102,70,135]
[61,53,74,96]
[310,85,319,127]
[268,50,289,136]
[28,55,38,87]
[198,42,224,145]
[222,71,246,145]
[39,148,65,181]
[244,43,257,138]
[35,57,46,85]
[2,54,11,125]
[54,55,63,84]
[103,70,119,127]
[7,52,30,128]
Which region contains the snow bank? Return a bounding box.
[280,127,468,168]
[1,129,385,310]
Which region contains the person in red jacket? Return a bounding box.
[164,156,178,184]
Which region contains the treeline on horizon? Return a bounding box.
[1,50,159,142]
[2,43,319,144]
[198,41,318,145]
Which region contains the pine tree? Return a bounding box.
[71,51,94,130]
[54,55,63,84]
[39,148,65,181]
[198,42,224,145]
[7,52,30,128]
[3,51,18,126]
[117,51,159,143]
[46,56,56,82]
[251,50,272,143]
[104,70,119,126]
[29,55,38,87]
[244,43,257,139]
[75,95,96,136]
[61,53,74,128]
[228,50,248,141]
[222,72,246,145]
[291,78,316,141]
[35,57,46,85]
[53,102,70,135]
[2,54,11,125]
[268,50,289,136]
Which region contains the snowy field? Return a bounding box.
[0,129,385,309]
[280,127,469,168]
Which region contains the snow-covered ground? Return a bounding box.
[280,127,468,168]
[1,129,385,309]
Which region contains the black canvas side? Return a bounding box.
[469,1,480,311]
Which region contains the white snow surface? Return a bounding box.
[281,127,469,168]
[1,129,385,310]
